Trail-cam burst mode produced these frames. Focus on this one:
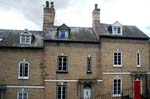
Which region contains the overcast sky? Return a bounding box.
[0,0,149,35]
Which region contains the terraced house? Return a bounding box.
[0,1,150,99]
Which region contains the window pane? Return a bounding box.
[57,86,66,99]
[60,31,65,39]
[24,63,28,76]
[19,93,22,99]
[63,62,66,66]
[63,57,66,62]
[87,57,92,71]
[20,63,23,76]
[63,66,67,71]
[24,93,27,99]
[114,61,117,65]
[114,79,121,95]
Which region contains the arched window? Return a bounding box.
[18,59,29,79]
[87,54,92,73]
[136,50,141,67]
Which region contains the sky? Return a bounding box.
[0,0,149,36]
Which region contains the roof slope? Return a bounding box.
[0,29,43,48]
[44,26,98,42]
[99,23,149,39]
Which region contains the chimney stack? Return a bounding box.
[43,1,55,32]
[92,4,100,37]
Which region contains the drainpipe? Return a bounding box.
[145,73,147,98]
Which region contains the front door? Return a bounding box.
[83,88,91,99]
[134,79,141,99]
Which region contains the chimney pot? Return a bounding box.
[46,1,49,8]
[95,4,98,9]
[51,2,54,9]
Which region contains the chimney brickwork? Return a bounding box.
[43,1,55,32]
[92,4,100,37]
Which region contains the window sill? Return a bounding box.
[87,71,92,74]
[20,43,31,45]
[136,65,141,68]
[18,77,29,80]
[113,94,121,97]
[113,65,122,67]
[56,71,68,74]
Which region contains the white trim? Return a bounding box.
[97,80,103,82]
[45,80,78,82]
[103,72,150,75]
[147,72,150,74]
[7,85,44,89]
[45,79,103,82]
[103,72,131,75]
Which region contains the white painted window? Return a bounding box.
[17,92,28,99]
[113,49,122,67]
[57,85,67,99]
[57,56,68,72]
[18,59,29,79]
[113,26,121,34]
[20,29,32,44]
[87,54,92,73]
[112,21,122,35]
[113,78,122,97]
[136,50,141,67]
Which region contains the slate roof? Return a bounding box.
[98,23,149,39]
[44,26,98,43]
[0,23,149,48]
[0,29,43,48]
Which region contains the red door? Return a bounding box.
[134,80,141,99]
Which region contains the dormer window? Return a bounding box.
[112,21,122,35]
[57,24,70,40]
[20,29,32,44]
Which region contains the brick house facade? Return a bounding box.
[0,1,149,99]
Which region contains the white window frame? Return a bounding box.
[57,85,67,99]
[17,91,28,99]
[113,49,122,67]
[20,29,32,44]
[57,56,68,72]
[18,59,30,80]
[113,78,122,97]
[112,21,122,35]
[20,34,32,44]
[136,50,141,67]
